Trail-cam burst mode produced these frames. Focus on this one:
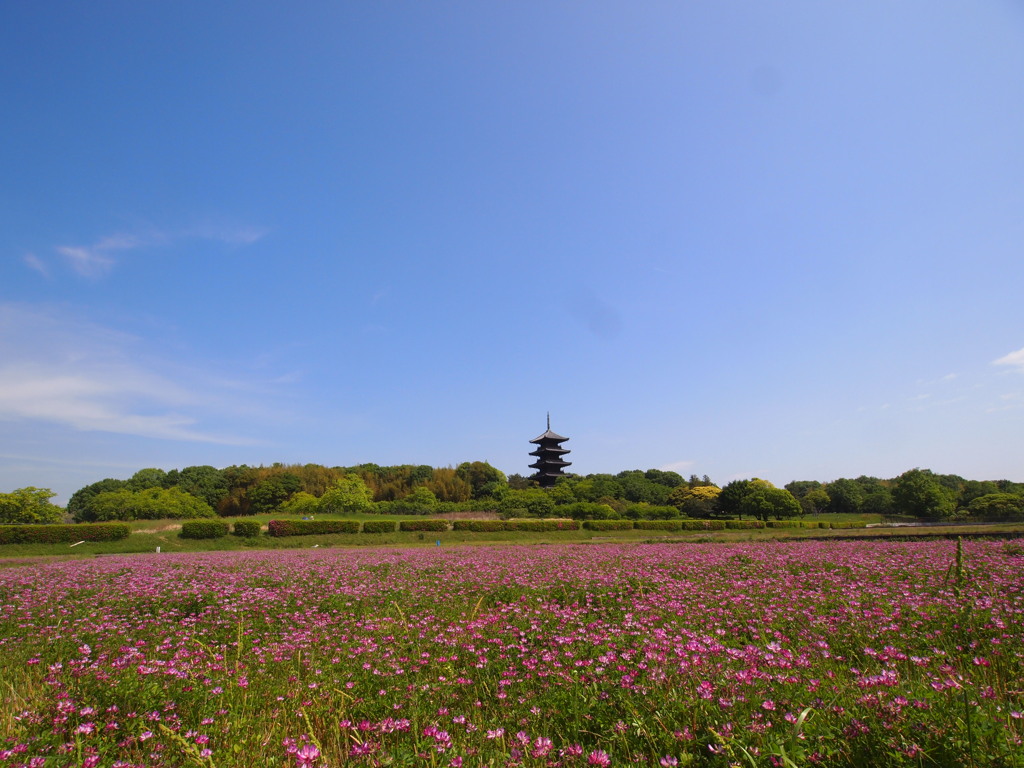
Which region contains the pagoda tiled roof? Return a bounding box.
[530,429,568,443]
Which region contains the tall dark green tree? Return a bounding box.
[456,462,507,498]
[892,469,957,520]
[824,478,864,515]
[164,465,229,509]
[68,478,128,522]
[247,474,302,515]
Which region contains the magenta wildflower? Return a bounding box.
[294,743,320,767]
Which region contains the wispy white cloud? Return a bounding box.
[187,225,269,245]
[660,459,694,474]
[53,225,266,277]
[56,233,142,277]
[22,253,49,277]
[994,346,1024,372]
[0,304,263,445]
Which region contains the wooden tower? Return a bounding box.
[529,414,571,487]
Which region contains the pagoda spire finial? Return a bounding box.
[547,412,551,431]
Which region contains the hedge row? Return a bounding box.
[397,519,449,532]
[0,522,131,545]
[180,520,230,539]
[634,520,682,531]
[362,520,398,534]
[232,520,262,538]
[724,520,767,529]
[451,520,581,532]
[268,520,361,537]
[582,520,635,531]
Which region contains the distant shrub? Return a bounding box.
[0,522,130,545]
[507,519,580,532]
[679,520,726,531]
[398,519,449,532]
[634,520,683,531]
[361,520,397,534]
[232,520,262,538]
[801,521,824,528]
[452,520,509,532]
[583,520,634,531]
[725,520,766,529]
[558,502,620,520]
[623,504,680,521]
[180,520,229,539]
[829,521,867,529]
[765,520,801,528]
[267,520,360,537]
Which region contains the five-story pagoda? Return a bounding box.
[529,414,571,487]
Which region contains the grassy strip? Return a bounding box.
[2,520,1023,559]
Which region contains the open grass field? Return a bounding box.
[1,516,1023,562]
[2,539,1023,767]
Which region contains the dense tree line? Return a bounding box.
[2,463,1022,526]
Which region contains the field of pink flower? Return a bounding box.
[1,540,1022,767]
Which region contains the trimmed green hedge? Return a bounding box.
[398,519,449,532]
[507,519,580,532]
[362,520,398,534]
[450,519,586,533]
[232,520,262,538]
[634,520,683,531]
[679,520,727,531]
[765,520,801,528]
[180,520,229,539]
[725,520,767,529]
[452,520,509,532]
[267,519,360,537]
[0,522,131,545]
[582,520,634,531]
[829,521,868,529]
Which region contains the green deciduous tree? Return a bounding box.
[499,488,555,518]
[785,480,823,499]
[456,462,507,499]
[0,487,62,525]
[88,487,214,521]
[717,480,752,518]
[892,469,957,520]
[68,478,128,522]
[800,488,831,516]
[318,475,374,515]
[279,492,320,517]
[825,479,864,515]
[966,493,1024,521]
[126,467,168,491]
[739,486,801,521]
[247,473,302,515]
[164,465,229,509]
[668,484,721,518]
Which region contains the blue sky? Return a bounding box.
[3,1,1024,503]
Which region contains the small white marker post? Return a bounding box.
[69,541,86,548]
[156,546,161,553]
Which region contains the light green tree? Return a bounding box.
[89,487,214,521]
[800,488,831,516]
[0,487,63,525]
[668,484,721,518]
[279,492,320,517]
[318,475,373,515]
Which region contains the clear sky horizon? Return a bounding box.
[3,2,1024,504]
